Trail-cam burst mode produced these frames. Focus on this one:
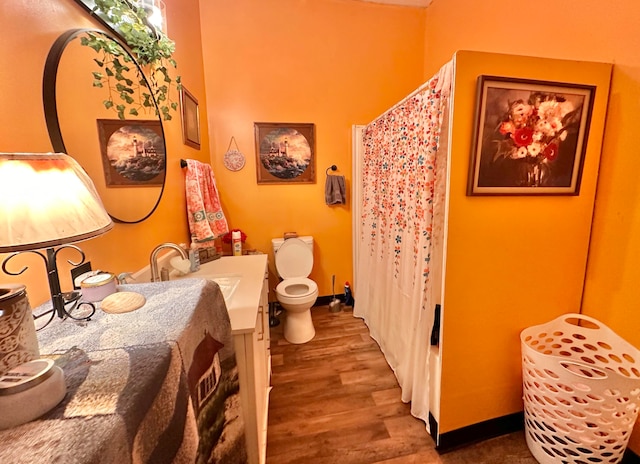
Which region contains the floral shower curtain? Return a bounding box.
[354,61,453,426]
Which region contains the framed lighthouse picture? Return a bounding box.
[254,122,316,184]
[97,119,166,187]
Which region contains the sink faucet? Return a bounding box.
[150,242,189,282]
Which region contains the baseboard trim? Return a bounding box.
[428,412,438,442]
[433,412,524,452]
[623,448,640,463]
[429,411,640,462]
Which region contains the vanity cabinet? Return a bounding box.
[233,261,271,464]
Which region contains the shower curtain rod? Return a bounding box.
[367,58,454,127]
[367,79,434,127]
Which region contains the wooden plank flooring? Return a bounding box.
[267,305,537,464]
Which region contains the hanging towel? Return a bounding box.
[325,175,346,205]
[184,159,229,242]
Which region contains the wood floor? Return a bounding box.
[266,305,537,464]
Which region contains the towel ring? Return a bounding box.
[326,165,338,175]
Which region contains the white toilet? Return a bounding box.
[272,236,318,344]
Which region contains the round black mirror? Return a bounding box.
[43,28,166,224]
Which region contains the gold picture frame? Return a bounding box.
[254,122,316,184]
[96,119,165,187]
[180,86,201,149]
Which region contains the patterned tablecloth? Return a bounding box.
[0,278,246,464]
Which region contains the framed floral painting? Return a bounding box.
[467,76,595,196]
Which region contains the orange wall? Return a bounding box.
[198,0,426,296]
[2,0,426,309]
[424,0,640,449]
[1,0,209,306]
[438,51,611,433]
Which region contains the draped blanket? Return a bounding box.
[0,279,246,464]
[355,61,453,425]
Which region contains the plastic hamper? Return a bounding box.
[520,313,640,464]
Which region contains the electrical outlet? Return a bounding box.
[70,261,92,289]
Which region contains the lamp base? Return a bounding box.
[0,284,39,375]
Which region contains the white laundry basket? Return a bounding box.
[520,313,640,464]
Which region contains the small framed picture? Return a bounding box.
[180,86,200,149]
[254,122,316,184]
[468,76,595,196]
[96,119,166,187]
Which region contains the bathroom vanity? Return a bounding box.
[186,254,271,464]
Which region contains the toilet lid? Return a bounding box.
[275,238,313,278]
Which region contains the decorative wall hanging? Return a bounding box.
[223,136,245,171]
[180,86,200,149]
[468,76,595,196]
[97,119,166,186]
[254,122,316,184]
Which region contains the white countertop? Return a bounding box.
[132,252,268,335]
[180,254,268,334]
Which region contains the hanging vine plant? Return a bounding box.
[81,0,181,120]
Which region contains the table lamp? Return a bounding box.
[0,153,113,326]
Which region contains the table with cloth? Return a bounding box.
[0,278,246,464]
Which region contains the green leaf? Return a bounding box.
[79,0,182,120]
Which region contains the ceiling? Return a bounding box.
[357,0,433,7]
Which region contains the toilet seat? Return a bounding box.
[275,238,313,279]
[276,277,318,299]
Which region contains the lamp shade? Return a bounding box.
[0,153,113,252]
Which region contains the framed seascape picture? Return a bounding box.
[254,122,316,184]
[96,119,166,187]
[467,76,595,196]
[180,86,201,149]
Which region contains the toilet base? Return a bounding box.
[284,309,315,344]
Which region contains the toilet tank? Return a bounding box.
[272,236,313,253]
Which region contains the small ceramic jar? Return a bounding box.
[80,273,117,302]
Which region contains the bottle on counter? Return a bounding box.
[189,237,200,272]
[232,230,242,256]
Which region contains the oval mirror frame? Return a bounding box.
[43,28,166,224]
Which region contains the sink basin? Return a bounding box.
[130,252,243,303]
[187,272,241,302]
